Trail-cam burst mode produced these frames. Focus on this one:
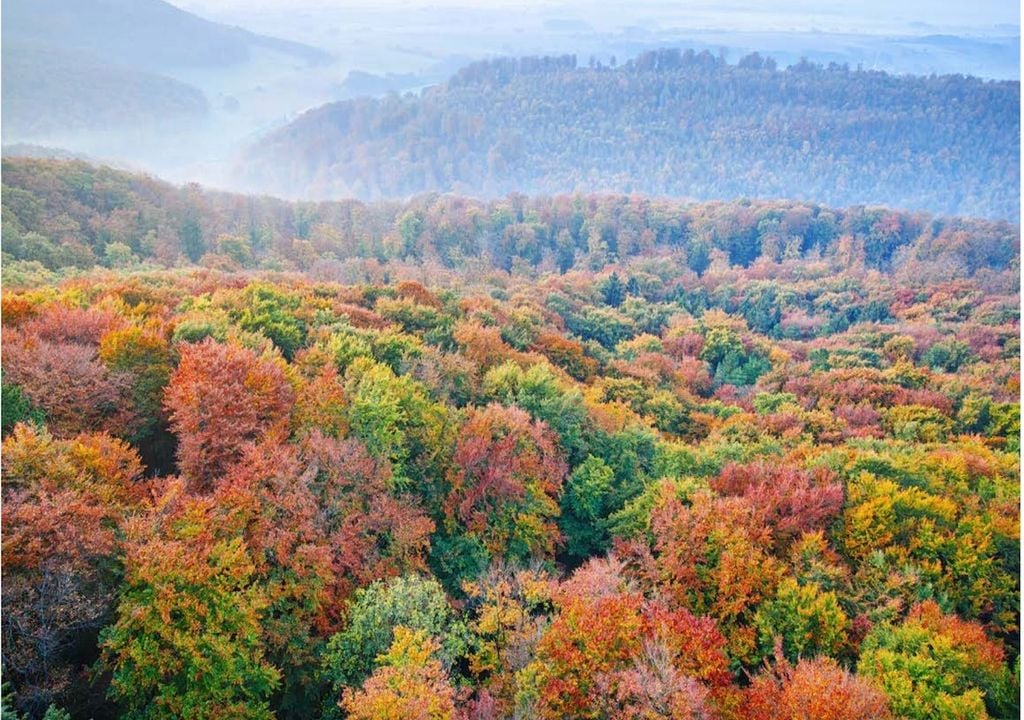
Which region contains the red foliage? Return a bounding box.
[163,338,294,490]
[642,604,734,689]
[214,431,433,634]
[396,280,444,309]
[647,488,782,660]
[710,462,844,549]
[596,642,712,720]
[533,593,644,719]
[333,302,389,329]
[664,332,705,359]
[906,600,1005,672]
[741,655,890,720]
[2,332,136,437]
[1,425,148,714]
[21,304,123,346]
[300,431,434,625]
[446,403,567,558]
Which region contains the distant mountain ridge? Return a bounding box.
[1,0,330,142]
[2,42,210,139]
[235,49,1020,220]
[3,0,331,72]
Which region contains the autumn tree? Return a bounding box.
[100,481,281,720]
[856,601,1016,719]
[164,338,294,489]
[1,425,146,717]
[742,654,891,720]
[646,487,783,664]
[445,403,567,563]
[339,628,456,720]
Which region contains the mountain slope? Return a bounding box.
[1,0,332,143]
[236,50,1020,220]
[2,43,209,139]
[2,0,330,72]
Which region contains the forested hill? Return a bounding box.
[2,158,1018,286]
[236,49,1020,220]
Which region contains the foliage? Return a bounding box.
[0,158,1018,720]
[240,52,1019,220]
[339,628,456,720]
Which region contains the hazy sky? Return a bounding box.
[173,0,1020,31]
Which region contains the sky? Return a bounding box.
[172,0,1020,32]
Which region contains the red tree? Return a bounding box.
[164,338,294,489]
[446,403,567,560]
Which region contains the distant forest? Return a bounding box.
[4,158,1018,290]
[236,49,1020,220]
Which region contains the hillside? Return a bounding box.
[236,49,1020,220]
[1,0,329,143]
[3,158,1018,283]
[2,0,330,72]
[0,159,1019,720]
[1,43,210,139]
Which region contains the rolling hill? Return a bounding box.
[1,0,330,142]
[236,49,1020,220]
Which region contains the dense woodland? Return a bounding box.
[237,49,1020,220]
[0,158,1019,719]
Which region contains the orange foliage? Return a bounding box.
[163,338,294,489]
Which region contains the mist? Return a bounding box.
[2,0,1019,197]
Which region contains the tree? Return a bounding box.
[164,338,294,490]
[98,324,175,457]
[601,273,626,307]
[340,628,456,720]
[232,284,306,360]
[343,357,450,496]
[522,592,643,719]
[463,562,553,713]
[560,455,616,561]
[100,482,280,720]
[179,215,204,262]
[753,578,848,663]
[321,575,466,697]
[446,403,567,562]
[710,463,844,550]
[2,331,136,438]
[856,601,1016,720]
[595,640,712,720]
[742,655,890,720]
[2,426,146,718]
[647,488,783,664]
[1,383,44,436]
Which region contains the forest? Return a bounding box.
[236,49,1020,220]
[0,158,1019,719]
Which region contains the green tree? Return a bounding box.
[321,576,466,698]
[559,455,616,561]
[101,488,280,720]
[753,578,848,663]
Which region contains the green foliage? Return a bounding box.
[102,532,280,720]
[1,382,45,436]
[560,456,616,561]
[753,392,798,415]
[321,575,467,697]
[753,578,848,663]
[343,357,448,494]
[231,284,306,360]
[857,603,1014,720]
[700,324,771,387]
